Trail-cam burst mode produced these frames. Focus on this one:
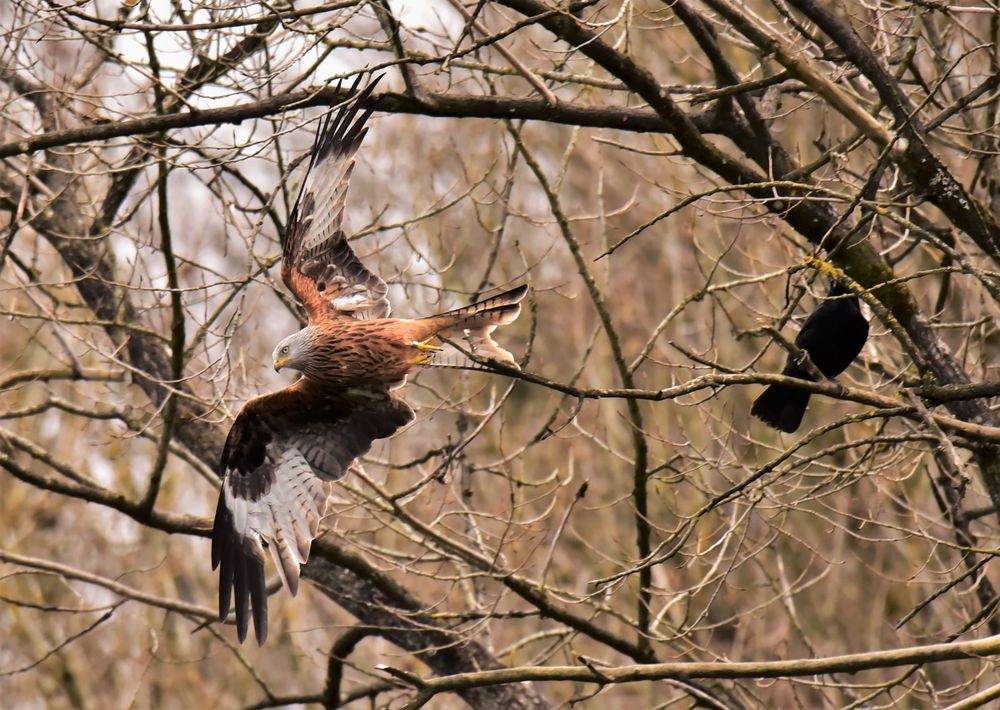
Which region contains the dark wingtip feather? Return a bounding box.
[233,534,250,643]
[212,487,268,643]
[249,553,268,645]
[285,74,383,257]
[314,74,382,165]
[212,494,233,621]
[211,493,226,571]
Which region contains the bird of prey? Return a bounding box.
[751,280,869,433]
[211,77,527,644]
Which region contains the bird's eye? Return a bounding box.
[281,346,289,354]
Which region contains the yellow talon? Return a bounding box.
[408,352,435,366]
[407,337,441,366]
[412,337,442,353]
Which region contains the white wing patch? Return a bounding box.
[330,284,382,314]
[223,445,329,598]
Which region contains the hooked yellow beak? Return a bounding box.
[274,356,287,373]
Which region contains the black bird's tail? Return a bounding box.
[751,384,810,433]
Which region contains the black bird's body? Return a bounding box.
[751,282,869,433]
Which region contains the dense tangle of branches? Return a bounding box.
[3,1,1000,708]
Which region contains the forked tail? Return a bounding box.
[420,284,528,368]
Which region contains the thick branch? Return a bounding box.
[0,88,716,160]
[393,634,1000,705]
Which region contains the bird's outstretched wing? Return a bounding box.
[211,380,413,644]
[281,75,390,322]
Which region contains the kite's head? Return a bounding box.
[272,329,311,374]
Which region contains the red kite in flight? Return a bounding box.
[212,77,527,644]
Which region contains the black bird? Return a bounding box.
[751,281,869,433]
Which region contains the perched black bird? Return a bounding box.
[751,281,869,433]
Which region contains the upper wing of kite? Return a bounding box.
[211,379,413,644]
[281,76,390,322]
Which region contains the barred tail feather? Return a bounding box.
[433,284,528,321]
[438,304,522,368]
[424,285,527,368]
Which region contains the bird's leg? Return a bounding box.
[411,337,442,352]
[408,337,442,366]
